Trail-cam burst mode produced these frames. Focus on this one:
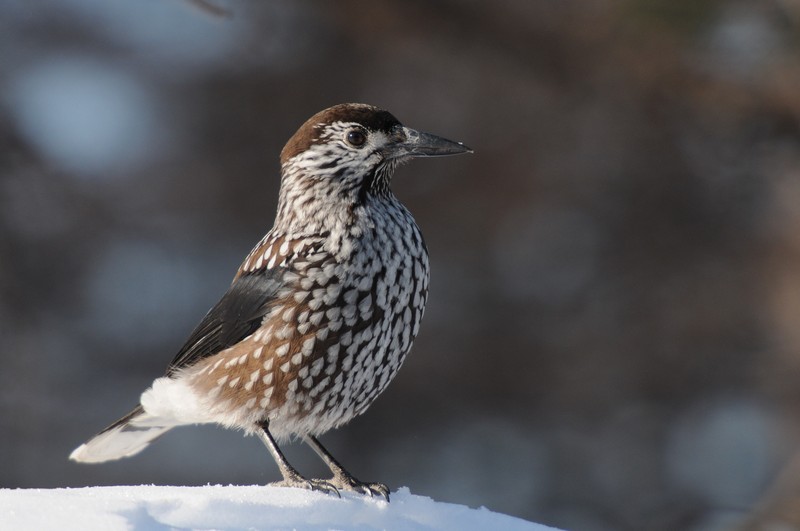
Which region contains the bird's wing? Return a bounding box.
[166,268,283,375]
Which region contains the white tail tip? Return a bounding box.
[70,410,172,464]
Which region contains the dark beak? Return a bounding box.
[385,127,472,159]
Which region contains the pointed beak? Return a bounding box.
[384,126,472,160]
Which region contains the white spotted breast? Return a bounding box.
[184,195,429,439]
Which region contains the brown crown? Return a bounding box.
[280,103,401,164]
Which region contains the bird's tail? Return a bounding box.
[69,405,174,463]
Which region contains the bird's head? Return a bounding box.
[277,104,471,213]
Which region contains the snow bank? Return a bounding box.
[0,485,561,531]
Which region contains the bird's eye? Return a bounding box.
[345,129,367,147]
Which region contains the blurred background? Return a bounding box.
[2,1,800,529]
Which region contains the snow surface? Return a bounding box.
[0,485,562,531]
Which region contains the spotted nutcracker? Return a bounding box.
[70,103,471,500]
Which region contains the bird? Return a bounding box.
[70,103,472,500]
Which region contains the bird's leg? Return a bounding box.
[304,435,390,501]
[256,422,339,497]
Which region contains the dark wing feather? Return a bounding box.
[166,269,283,375]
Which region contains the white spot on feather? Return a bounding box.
[293,291,309,303]
[310,357,324,377]
[301,337,315,356]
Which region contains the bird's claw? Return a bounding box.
[330,475,390,502]
[271,477,341,498]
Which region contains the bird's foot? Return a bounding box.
[270,474,341,497]
[329,473,390,501]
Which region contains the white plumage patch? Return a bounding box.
[140,377,212,426]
